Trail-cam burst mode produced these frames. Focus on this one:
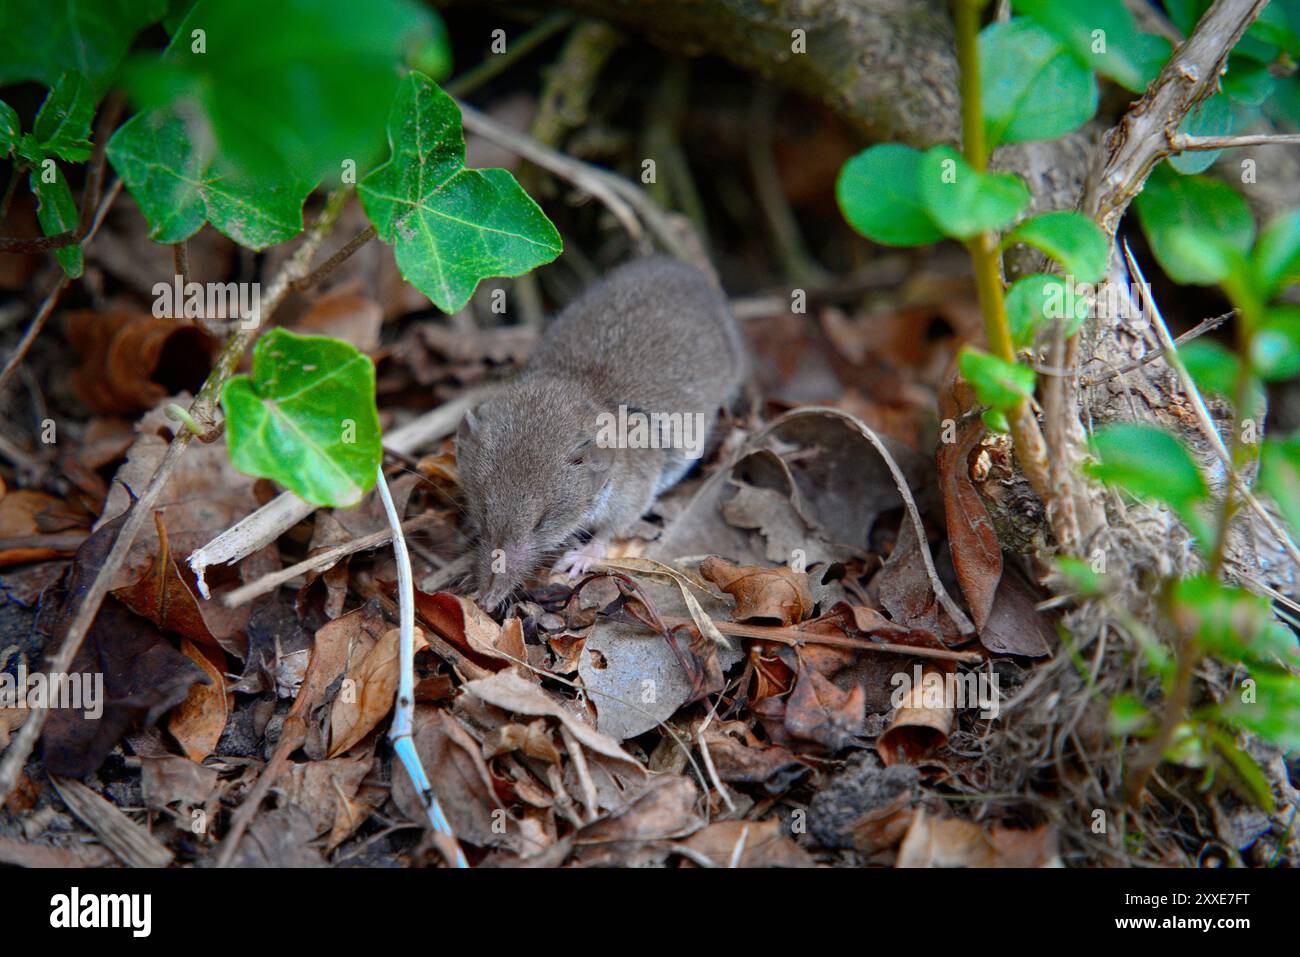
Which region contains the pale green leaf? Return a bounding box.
[919,146,1030,240]
[222,329,382,508]
[836,144,944,247]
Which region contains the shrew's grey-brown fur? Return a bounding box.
[456,256,748,608]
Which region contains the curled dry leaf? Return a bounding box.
[700,556,813,625]
[0,490,89,565]
[483,719,562,765]
[878,663,955,765]
[414,590,527,672]
[168,639,230,763]
[328,625,428,757]
[65,309,215,415]
[140,754,219,813]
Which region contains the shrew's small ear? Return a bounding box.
[456,406,480,448]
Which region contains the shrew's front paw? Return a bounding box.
[552,539,608,579]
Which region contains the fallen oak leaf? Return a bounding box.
[700,556,813,625]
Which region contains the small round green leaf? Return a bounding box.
[1005,273,1086,349]
[1179,338,1240,398]
[1135,166,1254,286]
[1260,433,1300,537]
[1004,211,1108,283]
[1253,210,1300,297]
[981,18,1098,147]
[1087,423,1209,541]
[958,346,1036,412]
[1012,0,1170,93]
[919,146,1030,240]
[1251,305,1300,381]
[836,144,944,247]
[222,329,382,508]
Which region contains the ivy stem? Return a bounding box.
[952,0,1054,503]
[378,463,468,868]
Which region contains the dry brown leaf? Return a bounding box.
[293,287,383,352]
[65,309,215,415]
[168,639,230,762]
[878,663,954,765]
[415,590,526,672]
[783,664,865,751]
[937,417,1002,633]
[328,625,428,757]
[700,556,813,625]
[462,670,644,770]
[896,808,1060,867]
[680,818,815,867]
[483,719,562,765]
[281,751,377,850]
[391,706,510,851]
[140,754,219,812]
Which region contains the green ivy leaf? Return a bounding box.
[1260,433,1300,536]
[0,100,20,157]
[836,144,944,247]
[1179,338,1240,398]
[1003,211,1108,283]
[359,72,563,313]
[1135,166,1255,285]
[222,329,382,508]
[981,19,1098,147]
[1087,423,1209,542]
[958,346,1036,412]
[1012,0,1170,93]
[1251,305,1300,381]
[0,0,165,93]
[29,166,83,278]
[33,72,96,163]
[1005,273,1086,349]
[1253,210,1300,297]
[919,146,1030,240]
[124,0,440,188]
[107,109,311,249]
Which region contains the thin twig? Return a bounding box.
[457,99,646,245]
[221,512,440,607]
[290,225,376,292]
[173,241,189,285]
[0,191,350,805]
[1171,132,1300,151]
